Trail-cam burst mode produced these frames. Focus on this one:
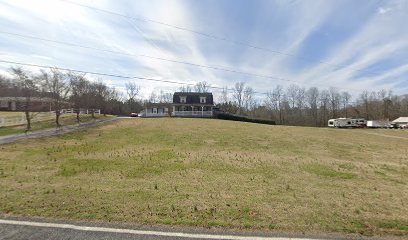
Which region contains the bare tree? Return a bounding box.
[158,90,173,103]
[296,86,306,118]
[341,91,351,118]
[319,89,330,126]
[265,85,285,124]
[39,68,71,127]
[94,81,111,116]
[179,85,192,92]
[10,67,40,131]
[149,91,158,103]
[274,85,285,124]
[243,86,254,114]
[360,90,370,119]
[307,87,319,126]
[233,82,245,115]
[287,84,299,109]
[378,89,392,120]
[220,86,229,104]
[265,90,275,120]
[329,87,341,118]
[125,82,141,112]
[125,82,140,102]
[68,72,88,123]
[194,81,210,93]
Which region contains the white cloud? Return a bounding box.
[377,7,392,15]
[0,0,407,99]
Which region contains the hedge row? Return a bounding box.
[214,113,276,125]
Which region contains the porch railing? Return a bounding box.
[144,112,169,117]
[172,111,213,117]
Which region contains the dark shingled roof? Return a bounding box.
[173,92,213,105]
[144,103,172,108]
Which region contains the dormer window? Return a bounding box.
[180,96,186,103]
[200,97,206,103]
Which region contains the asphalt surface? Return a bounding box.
[0,117,118,145]
[0,222,196,240]
[0,219,299,240]
[0,217,400,240]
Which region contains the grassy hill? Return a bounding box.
[0,118,407,236]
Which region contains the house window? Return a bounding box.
[180,96,186,103]
[200,97,206,103]
[153,108,157,114]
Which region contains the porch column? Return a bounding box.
[191,106,194,115]
[201,106,204,116]
[172,106,175,116]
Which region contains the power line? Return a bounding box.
[58,0,385,77]
[0,31,362,92]
[0,61,386,104]
[0,59,242,93]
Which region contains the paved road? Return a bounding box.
[0,218,395,240]
[0,118,118,145]
[0,218,321,240]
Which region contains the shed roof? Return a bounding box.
[392,117,408,123]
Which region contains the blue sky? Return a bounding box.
[0,0,407,99]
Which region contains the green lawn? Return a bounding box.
[0,114,111,136]
[0,118,407,236]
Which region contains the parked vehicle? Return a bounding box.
[366,120,392,128]
[328,118,353,128]
[130,112,138,117]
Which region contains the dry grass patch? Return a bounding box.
[0,118,407,236]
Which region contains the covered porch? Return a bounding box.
[172,105,213,117]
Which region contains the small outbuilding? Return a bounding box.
[0,97,53,111]
[391,117,408,128]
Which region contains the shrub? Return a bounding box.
[214,113,275,125]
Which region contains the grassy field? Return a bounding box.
[0,111,28,117]
[0,118,407,236]
[0,113,111,136]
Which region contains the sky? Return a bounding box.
[0,0,407,100]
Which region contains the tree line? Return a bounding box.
[218,82,408,127]
[1,66,407,129]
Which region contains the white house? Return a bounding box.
[140,103,171,117]
[172,92,214,117]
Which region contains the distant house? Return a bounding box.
[172,92,214,117]
[0,97,53,112]
[392,117,408,128]
[140,103,171,117]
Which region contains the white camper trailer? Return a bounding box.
[328,118,367,128]
[353,118,367,127]
[328,118,353,128]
